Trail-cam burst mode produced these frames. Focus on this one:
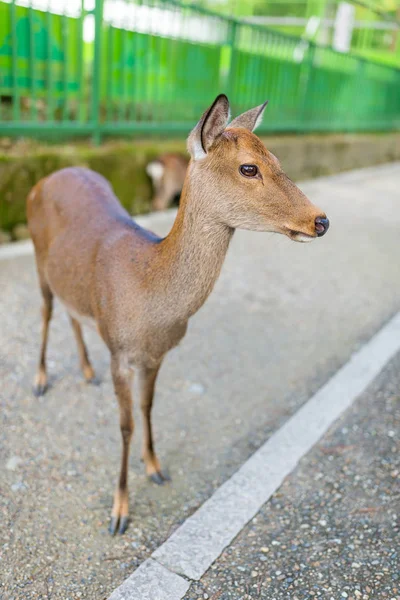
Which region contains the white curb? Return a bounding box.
[109,310,400,597]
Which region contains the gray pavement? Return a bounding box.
[1,163,400,599]
[185,349,400,600]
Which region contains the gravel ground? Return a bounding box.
[1,164,400,599]
[185,351,400,600]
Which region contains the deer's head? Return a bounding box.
[187,94,329,242]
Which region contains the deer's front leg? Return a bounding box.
[138,364,169,485]
[110,356,134,535]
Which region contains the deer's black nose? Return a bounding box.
[315,216,329,237]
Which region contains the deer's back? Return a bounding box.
[27,167,162,342]
[27,167,131,241]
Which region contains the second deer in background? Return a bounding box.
[146,153,189,211]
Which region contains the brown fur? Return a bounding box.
[27,96,328,535]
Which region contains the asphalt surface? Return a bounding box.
[185,350,400,600]
[1,163,400,599]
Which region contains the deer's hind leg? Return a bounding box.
[138,364,169,485]
[69,316,97,384]
[33,277,53,397]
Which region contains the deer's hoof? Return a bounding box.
[86,375,101,386]
[109,515,129,536]
[149,471,170,486]
[109,517,118,535]
[33,383,48,397]
[118,516,129,535]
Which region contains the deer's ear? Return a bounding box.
[187,94,230,160]
[229,101,268,132]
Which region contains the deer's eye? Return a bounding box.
[240,164,258,178]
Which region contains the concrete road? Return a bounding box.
[185,350,400,600]
[1,163,400,599]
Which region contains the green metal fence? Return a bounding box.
[0,0,399,143]
[202,0,400,68]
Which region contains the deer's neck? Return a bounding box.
[157,181,233,321]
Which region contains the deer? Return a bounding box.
[27,94,329,535]
[146,152,189,211]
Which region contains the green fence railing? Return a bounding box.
[0,0,399,143]
[206,0,400,68]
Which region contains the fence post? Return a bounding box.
[92,0,104,145]
[10,0,20,122]
[299,42,315,132]
[226,18,238,106]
